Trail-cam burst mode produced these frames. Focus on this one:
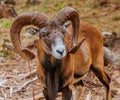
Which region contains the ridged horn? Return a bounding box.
[54,7,80,50]
[10,12,48,60]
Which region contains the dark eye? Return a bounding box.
[40,28,47,37]
[41,32,46,37]
[41,34,46,37]
[8,9,12,13]
[62,30,66,37]
[62,31,65,35]
[40,32,49,38]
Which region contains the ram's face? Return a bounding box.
[39,21,66,59]
[2,5,17,18]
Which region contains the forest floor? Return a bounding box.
[0,0,120,100]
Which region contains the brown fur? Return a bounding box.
[10,7,111,99]
[0,2,17,19]
[37,34,74,100]
[36,22,111,100]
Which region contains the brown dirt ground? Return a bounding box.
[0,0,120,100]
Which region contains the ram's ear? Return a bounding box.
[0,1,4,9]
[69,37,85,54]
[0,5,3,9]
[0,0,6,7]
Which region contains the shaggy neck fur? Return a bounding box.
[41,54,62,100]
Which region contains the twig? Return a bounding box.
[112,70,120,86]
[20,92,62,100]
[2,42,16,52]
[21,93,44,100]
[4,75,17,79]
[0,85,19,88]
[0,80,7,86]
[0,97,4,100]
[0,85,19,97]
[104,47,119,65]
[27,61,35,100]
[0,72,6,78]
[13,77,37,93]
[1,88,7,100]
[85,91,91,100]
[10,87,13,97]
[112,77,120,86]
[20,69,36,80]
[0,62,6,78]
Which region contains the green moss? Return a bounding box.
[114,0,120,3]
[0,19,12,28]
[0,45,15,58]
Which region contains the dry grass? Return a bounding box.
[0,0,120,100]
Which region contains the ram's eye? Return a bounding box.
[40,32,50,39]
[41,32,47,37]
[39,28,47,37]
[8,9,12,13]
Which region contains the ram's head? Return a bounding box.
[0,0,17,18]
[10,7,81,60]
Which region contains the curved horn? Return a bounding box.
[10,12,48,60]
[54,7,80,49]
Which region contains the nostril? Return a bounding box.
[56,49,64,55]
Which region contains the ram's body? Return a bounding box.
[68,23,103,80]
[36,23,110,100]
[10,7,111,100]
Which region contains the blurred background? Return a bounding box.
[0,0,120,100]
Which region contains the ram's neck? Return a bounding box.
[40,53,62,71]
[40,53,62,100]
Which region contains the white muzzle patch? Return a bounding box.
[52,38,66,59]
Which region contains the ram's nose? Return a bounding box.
[56,49,64,56]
